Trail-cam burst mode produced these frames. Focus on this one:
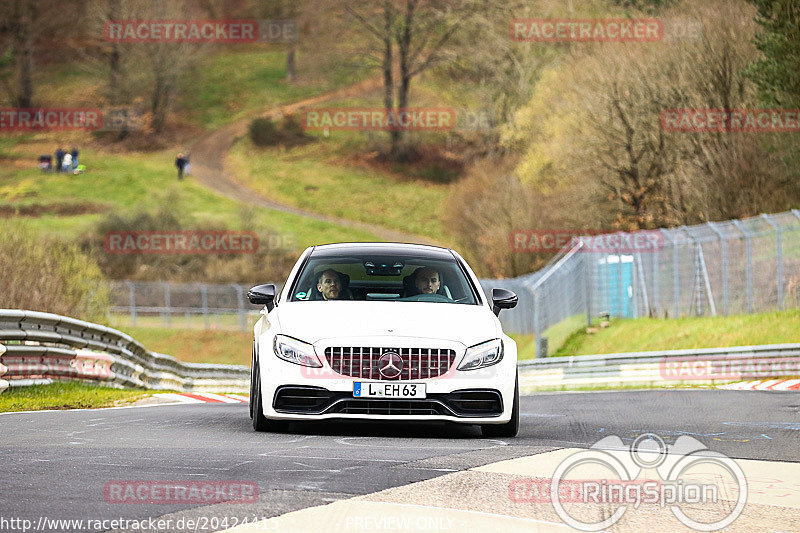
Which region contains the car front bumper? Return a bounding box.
[256,336,517,425]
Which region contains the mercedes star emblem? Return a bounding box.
[377,351,403,379]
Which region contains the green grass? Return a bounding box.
[554,309,800,356]
[12,47,368,131]
[182,48,367,129]
[228,134,450,242]
[0,139,378,246]
[511,314,588,360]
[0,382,156,413]
[122,326,253,366]
[521,382,722,393]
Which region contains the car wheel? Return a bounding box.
[481,373,519,438]
[252,363,288,433]
[249,343,256,419]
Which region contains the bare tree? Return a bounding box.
[345,0,461,159]
[0,0,61,107]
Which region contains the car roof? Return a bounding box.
[309,242,455,260]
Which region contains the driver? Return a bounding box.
[317,269,345,300]
[413,267,441,295]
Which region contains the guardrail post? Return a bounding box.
[125,280,137,326]
[617,233,624,318]
[584,251,592,327]
[635,252,650,317]
[532,289,543,359]
[732,220,754,313]
[660,231,680,318]
[652,244,660,317]
[163,282,171,327]
[201,283,209,329]
[761,214,783,310]
[234,284,246,331]
[707,222,728,315]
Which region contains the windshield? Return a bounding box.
[290,253,478,304]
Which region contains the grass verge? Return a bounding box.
[0,382,156,413]
[520,382,726,394]
[554,309,800,356]
[0,138,379,246]
[228,134,450,242]
[122,326,253,366]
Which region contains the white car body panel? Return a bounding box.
[252,243,518,425]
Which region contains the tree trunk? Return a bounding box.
[393,1,414,161]
[381,3,398,158]
[286,42,296,81]
[108,0,123,104]
[12,0,35,108]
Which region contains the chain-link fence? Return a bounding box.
[109,210,800,348]
[108,281,282,331]
[493,209,800,357]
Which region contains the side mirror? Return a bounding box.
[491,288,518,317]
[248,284,277,311]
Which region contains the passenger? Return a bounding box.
[316,269,345,300]
[413,267,441,295]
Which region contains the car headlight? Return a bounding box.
[273,335,322,368]
[457,339,503,371]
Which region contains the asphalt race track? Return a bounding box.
[1,390,799,532]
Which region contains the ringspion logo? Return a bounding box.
[534,434,747,531]
[510,19,663,42]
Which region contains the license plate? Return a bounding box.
[353,382,426,399]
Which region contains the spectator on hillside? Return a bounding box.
[62,152,72,173]
[55,147,64,173]
[71,146,79,168]
[175,153,187,180]
[184,153,190,176]
[38,155,52,172]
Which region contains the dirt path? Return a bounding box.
[188,78,441,246]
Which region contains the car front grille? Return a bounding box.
[323,347,456,380]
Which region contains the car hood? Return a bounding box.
[275,301,499,347]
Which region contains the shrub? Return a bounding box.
[0,223,109,322]
[248,115,310,148]
[248,117,281,146]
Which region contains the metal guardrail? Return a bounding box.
[3,309,798,395]
[518,343,800,392]
[0,310,249,394]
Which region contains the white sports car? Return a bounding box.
[247,242,520,437]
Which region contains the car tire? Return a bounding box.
[481,373,519,438]
[252,363,288,433]
[249,343,256,420]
